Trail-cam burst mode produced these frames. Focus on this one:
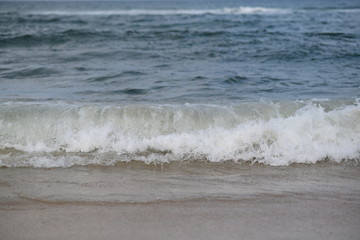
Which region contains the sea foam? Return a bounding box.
[31,7,291,16]
[0,100,359,167]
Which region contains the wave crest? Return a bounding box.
[0,100,359,167]
[30,7,291,16]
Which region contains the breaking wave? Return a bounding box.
[29,7,291,16]
[0,99,359,167]
[23,6,360,16]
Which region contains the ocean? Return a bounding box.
[1,0,359,167]
[0,1,360,239]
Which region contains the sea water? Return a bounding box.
[0,0,360,168]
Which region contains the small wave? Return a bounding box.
[29,7,291,16]
[0,34,65,47]
[301,7,360,13]
[85,71,145,83]
[223,76,248,84]
[0,29,114,47]
[108,88,149,95]
[0,99,359,167]
[1,67,58,79]
[305,32,357,39]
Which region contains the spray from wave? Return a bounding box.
[0,99,359,167]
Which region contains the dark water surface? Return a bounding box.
[1,0,359,102]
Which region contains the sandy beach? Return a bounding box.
[1,162,359,240]
[1,193,359,240]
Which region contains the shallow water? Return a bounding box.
[1,162,360,240]
[1,161,359,203]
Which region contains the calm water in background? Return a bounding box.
[1,0,360,102]
[0,0,359,167]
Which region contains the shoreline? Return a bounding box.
[1,163,360,239]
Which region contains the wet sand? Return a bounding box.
[1,162,360,240]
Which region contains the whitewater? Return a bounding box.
[1,99,359,167]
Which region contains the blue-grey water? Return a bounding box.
[0,0,359,167]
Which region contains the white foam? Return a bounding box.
[32,7,291,16]
[0,100,359,167]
